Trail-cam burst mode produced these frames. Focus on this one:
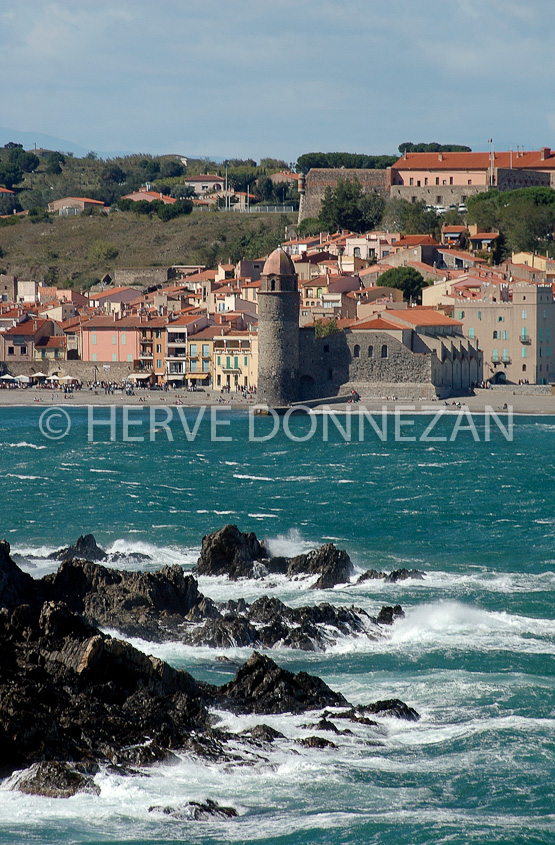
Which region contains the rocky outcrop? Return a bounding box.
[195,525,273,579]
[357,567,426,584]
[0,540,40,613]
[194,525,353,588]
[48,534,107,562]
[9,761,100,798]
[288,544,353,589]
[42,559,201,641]
[211,651,348,714]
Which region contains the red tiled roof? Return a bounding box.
[392,148,555,171]
[353,316,406,331]
[385,307,462,327]
[35,336,67,348]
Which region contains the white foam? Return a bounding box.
[233,474,274,482]
[5,441,47,450]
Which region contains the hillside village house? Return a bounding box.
[81,315,141,366]
[165,314,209,383]
[182,174,225,196]
[120,188,176,205]
[47,197,106,215]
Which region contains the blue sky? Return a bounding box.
[1,0,554,162]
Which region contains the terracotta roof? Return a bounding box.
[35,336,67,348]
[436,248,486,263]
[353,316,406,331]
[184,174,225,182]
[0,186,15,195]
[468,232,499,240]
[392,148,555,171]
[384,307,462,327]
[3,319,47,336]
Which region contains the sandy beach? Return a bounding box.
[0,385,554,414]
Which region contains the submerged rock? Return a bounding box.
[149,798,238,820]
[357,699,420,722]
[357,567,426,584]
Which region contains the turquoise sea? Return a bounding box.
[0,405,554,844]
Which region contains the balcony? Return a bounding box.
[520,335,531,344]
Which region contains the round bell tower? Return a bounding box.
[258,248,300,407]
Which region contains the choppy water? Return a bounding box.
[0,406,554,844]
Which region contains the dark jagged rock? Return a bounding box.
[42,559,201,641]
[48,534,107,562]
[376,605,405,626]
[194,525,271,580]
[0,540,40,613]
[194,526,352,588]
[288,544,353,589]
[9,761,100,798]
[357,567,426,584]
[149,798,238,820]
[357,699,420,722]
[297,736,336,749]
[241,724,285,743]
[212,651,348,714]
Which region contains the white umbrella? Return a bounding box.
[15,375,31,383]
[46,375,60,381]
[59,375,77,382]
[0,374,15,381]
[31,372,48,378]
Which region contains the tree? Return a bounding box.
[101,163,126,184]
[382,199,439,237]
[467,186,555,257]
[319,179,385,233]
[160,159,184,179]
[88,241,119,262]
[314,318,339,338]
[398,142,472,154]
[3,142,23,150]
[377,266,427,302]
[45,151,66,175]
[0,162,24,189]
[8,148,39,173]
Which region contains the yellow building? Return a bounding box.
[213,330,258,390]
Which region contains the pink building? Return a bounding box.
[81,315,141,364]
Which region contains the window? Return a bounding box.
[323,344,329,353]
[522,348,527,358]
[244,356,248,366]
[127,353,132,362]
[540,328,543,343]
[547,328,550,342]
[122,333,126,345]
[435,177,439,185]
[547,347,550,358]
[502,349,509,362]
[234,356,239,370]
[458,310,465,319]
[112,334,116,345]
[449,177,453,185]
[112,353,116,362]
[409,178,414,186]
[21,346,27,355]
[493,331,498,339]
[270,280,275,291]
[468,179,472,185]
[203,360,209,372]
[353,344,360,358]
[156,344,161,353]
[190,344,197,357]
[540,347,543,357]
[368,345,374,358]
[41,350,46,358]
[328,368,333,380]
[217,356,221,366]
[92,353,97,362]
[157,359,162,369]
[54,349,59,358]
[202,344,209,357]
[92,333,97,345]
[522,310,527,319]
[424,177,428,186]
[492,349,499,362]
[544,309,547,319]
[521,326,528,340]
[503,330,508,340]
[217,374,221,386]
[226,356,230,369]
[381,344,388,358]
[156,329,161,339]
[522,364,527,371]
[7,347,14,355]
[497,316,504,322]
[190,360,197,372]
[478,311,482,321]
[469,327,474,338]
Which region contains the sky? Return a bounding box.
[1,0,554,163]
